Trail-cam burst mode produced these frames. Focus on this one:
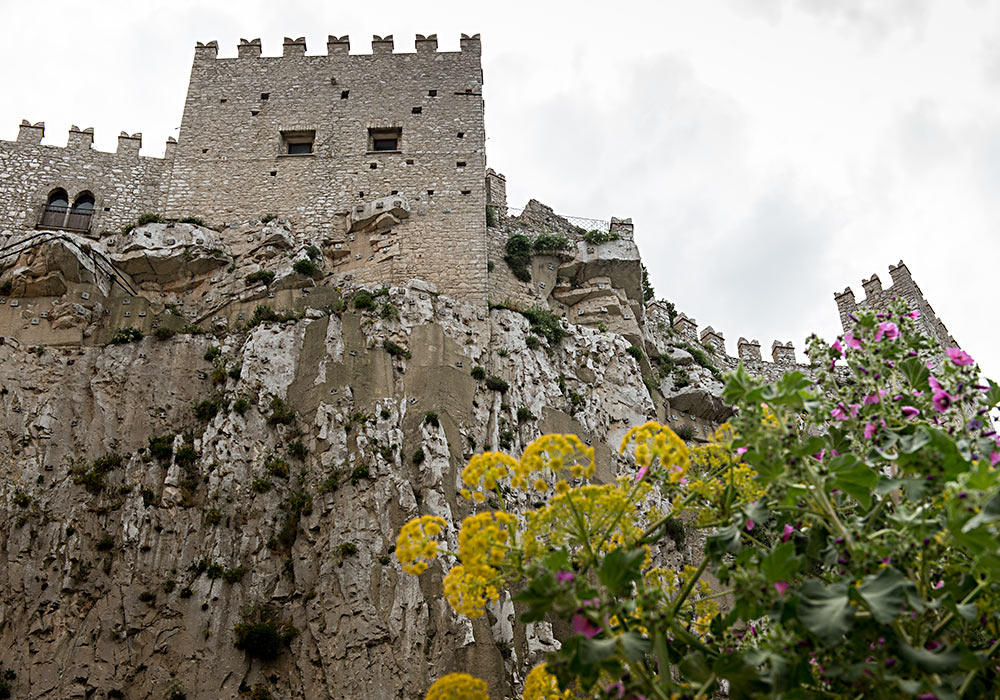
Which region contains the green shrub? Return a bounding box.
[204,508,222,525]
[124,213,164,233]
[265,455,289,479]
[568,390,585,413]
[12,490,30,508]
[519,306,566,346]
[641,262,655,303]
[292,258,320,278]
[179,216,205,226]
[486,204,498,227]
[485,376,509,393]
[233,397,251,415]
[251,478,272,493]
[138,590,156,604]
[204,346,221,362]
[350,464,370,485]
[380,302,400,321]
[626,345,643,362]
[532,232,570,253]
[166,686,187,700]
[336,542,358,559]
[525,335,541,350]
[679,342,722,379]
[174,444,199,469]
[268,397,295,425]
[674,424,696,442]
[498,428,514,450]
[287,441,306,460]
[249,304,278,327]
[261,213,277,224]
[412,448,425,465]
[672,367,691,388]
[423,411,440,428]
[227,362,242,379]
[180,323,205,335]
[382,338,411,359]
[352,290,375,310]
[583,229,620,245]
[470,366,486,381]
[503,234,533,282]
[96,535,114,552]
[516,407,535,423]
[153,327,176,341]
[72,453,123,493]
[148,434,174,463]
[108,327,143,345]
[233,605,297,661]
[245,270,275,286]
[319,470,343,493]
[192,398,224,422]
[305,245,321,260]
[222,567,245,584]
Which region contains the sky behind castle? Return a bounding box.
[1,0,998,376]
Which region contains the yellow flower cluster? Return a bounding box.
[458,511,516,571]
[620,421,690,482]
[443,564,500,618]
[424,673,489,700]
[459,434,595,501]
[523,664,573,700]
[645,565,719,635]
[523,482,649,559]
[395,515,447,575]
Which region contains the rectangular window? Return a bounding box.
[281,130,315,156]
[369,127,401,152]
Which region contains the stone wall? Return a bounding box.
[0,123,173,235]
[164,35,487,302]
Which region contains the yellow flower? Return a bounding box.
[443,564,500,618]
[523,664,572,700]
[534,478,548,492]
[620,421,690,480]
[460,451,519,499]
[425,673,489,700]
[457,511,516,572]
[395,515,447,575]
[517,434,595,487]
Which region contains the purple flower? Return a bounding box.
[774,581,789,597]
[634,464,648,483]
[831,402,859,421]
[782,524,795,542]
[908,310,921,319]
[928,375,943,392]
[604,681,625,698]
[916,693,939,700]
[874,321,899,342]
[746,518,755,532]
[863,390,885,405]
[991,451,1000,466]
[864,422,878,439]
[902,406,920,419]
[557,571,575,582]
[844,332,862,350]
[736,446,748,456]
[931,391,953,413]
[947,347,974,366]
[831,339,844,356]
[572,614,601,638]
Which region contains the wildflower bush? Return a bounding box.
[398,301,1000,699]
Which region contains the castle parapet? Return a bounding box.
[327,35,350,54]
[460,33,482,55]
[165,136,177,160]
[117,132,142,156]
[673,313,698,342]
[610,217,634,237]
[888,260,913,289]
[486,169,507,210]
[771,340,796,364]
[238,38,262,59]
[17,120,44,144]
[195,40,218,59]
[67,126,94,150]
[415,34,438,53]
[699,326,725,355]
[737,337,761,361]
[283,37,306,57]
[372,35,394,55]
[834,286,856,315]
[861,274,882,299]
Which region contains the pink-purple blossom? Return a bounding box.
[782,524,795,542]
[557,571,575,582]
[874,321,899,342]
[902,406,920,418]
[908,310,921,319]
[774,581,789,597]
[844,332,862,350]
[634,464,648,483]
[745,518,755,532]
[947,347,974,366]
[931,391,953,413]
[831,339,844,356]
[604,682,625,699]
[831,403,860,421]
[736,446,748,456]
[864,422,878,439]
[572,614,601,638]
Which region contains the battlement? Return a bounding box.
[194,33,481,60]
[4,121,173,159]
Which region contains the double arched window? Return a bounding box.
[38,189,95,231]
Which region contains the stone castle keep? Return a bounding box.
[0,34,965,700]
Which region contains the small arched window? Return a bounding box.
[67,192,95,231]
[39,189,70,228]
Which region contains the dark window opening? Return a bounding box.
[250,110,260,116]
[428,89,437,97]
[270,171,277,176]
[220,98,227,103]
[461,190,471,195]
[457,132,465,139]
[391,190,398,195]
[359,192,365,198]
[261,92,270,100]
[457,161,466,167]
[67,193,94,230]
[103,207,111,212]
[281,130,315,156]
[406,159,414,165]
[369,127,401,152]
[411,107,422,114]
[202,148,209,153]
[427,190,434,196]
[39,189,69,228]
[341,90,349,99]
[369,163,377,169]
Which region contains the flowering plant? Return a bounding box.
[399,301,1000,699]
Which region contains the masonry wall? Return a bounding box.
[0,126,171,235]
[165,36,488,302]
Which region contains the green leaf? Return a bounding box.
[619,631,651,661]
[962,491,1000,532]
[761,541,802,583]
[707,523,742,556]
[598,548,645,596]
[899,356,930,390]
[985,379,1000,409]
[898,427,931,455]
[827,455,878,508]
[857,567,906,624]
[579,636,618,664]
[797,580,854,646]
[745,500,770,527]
[898,643,960,673]
[513,569,557,622]
[678,651,712,684]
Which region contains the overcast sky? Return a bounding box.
[1,0,997,376]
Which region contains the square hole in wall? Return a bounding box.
[341,90,349,99]
[406,159,414,165]
[202,148,209,153]
[270,171,277,176]
[456,161,466,168]
[428,89,437,97]
[427,190,434,196]
[461,190,471,195]
[369,163,377,169]
[369,127,401,152]
[359,192,365,198]
[411,107,422,114]
[220,98,227,103]
[250,110,259,116]
[391,190,398,195]
[261,92,270,100]
[280,130,315,156]
[104,207,111,212]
